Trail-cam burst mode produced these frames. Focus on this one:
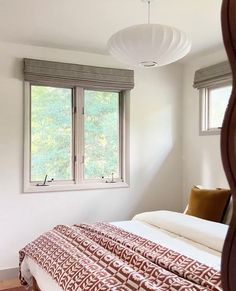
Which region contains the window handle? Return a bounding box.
[105,173,116,183]
[36,174,54,186]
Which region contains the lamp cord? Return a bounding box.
[148,0,151,24]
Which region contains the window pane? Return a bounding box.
[31,85,73,182]
[84,90,120,180]
[208,85,231,129]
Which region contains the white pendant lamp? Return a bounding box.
[107,0,191,68]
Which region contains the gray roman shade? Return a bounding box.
[24,58,134,90]
[193,61,232,89]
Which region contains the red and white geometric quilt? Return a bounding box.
[19,222,222,290]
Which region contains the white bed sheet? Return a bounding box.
[21,219,223,291]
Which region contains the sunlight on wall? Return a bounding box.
[201,150,213,187]
[201,147,228,188]
[129,65,183,214]
[140,105,173,175]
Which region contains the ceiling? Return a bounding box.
[0,0,224,60]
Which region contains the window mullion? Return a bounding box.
[206,88,210,131]
[72,89,77,184]
[76,87,84,184]
[119,92,124,181]
[122,90,130,184]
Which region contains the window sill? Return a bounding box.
[199,128,221,136]
[23,182,129,193]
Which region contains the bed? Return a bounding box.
[19,210,227,290]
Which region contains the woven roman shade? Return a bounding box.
[193,61,232,89]
[24,58,134,90]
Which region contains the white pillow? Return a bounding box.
[133,210,228,252]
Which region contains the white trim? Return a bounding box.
[24,182,129,193]
[79,88,85,183]
[23,82,31,192]
[75,87,84,184]
[123,90,130,184]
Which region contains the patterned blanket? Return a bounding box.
[19,223,222,290]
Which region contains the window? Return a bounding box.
[193,61,232,135]
[30,85,74,182]
[83,90,121,181]
[23,59,133,192]
[208,85,231,129]
[25,84,128,192]
[200,82,232,135]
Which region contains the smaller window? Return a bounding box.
[200,82,232,135]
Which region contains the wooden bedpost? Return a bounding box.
[221,0,236,290]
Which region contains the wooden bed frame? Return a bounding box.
[30,0,236,290]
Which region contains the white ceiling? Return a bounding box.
[0,0,224,59]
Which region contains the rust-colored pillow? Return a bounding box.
[186,186,231,223]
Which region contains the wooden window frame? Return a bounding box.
[23,82,130,193]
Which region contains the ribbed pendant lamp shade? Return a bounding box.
[108,23,191,68]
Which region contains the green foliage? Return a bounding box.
[31,85,72,181]
[84,90,120,179]
[31,86,120,182]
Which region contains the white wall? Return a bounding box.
[182,49,229,207]
[0,41,183,269]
